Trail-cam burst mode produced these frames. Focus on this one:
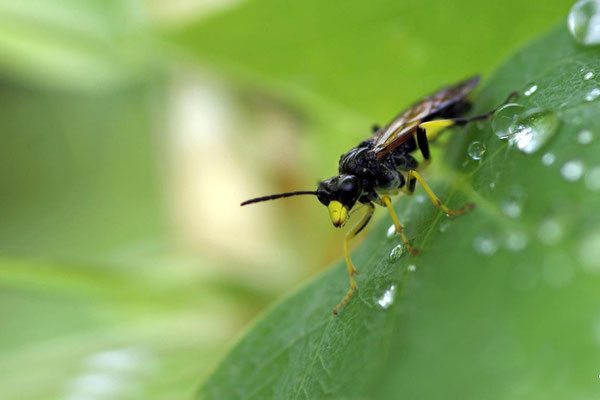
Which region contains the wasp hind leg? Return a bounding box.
[333,204,375,315]
[417,90,520,145]
[381,195,419,255]
[405,170,474,216]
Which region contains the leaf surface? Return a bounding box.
[200,26,600,399]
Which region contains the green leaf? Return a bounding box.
[0,0,158,91]
[199,26,600,399]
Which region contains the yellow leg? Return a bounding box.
[333,204,374,315]
[419,119,456,142]
[381,195,418,255]
[417,159,430,171]
[407,170,474,216]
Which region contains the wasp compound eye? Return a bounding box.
[338,175,361,204]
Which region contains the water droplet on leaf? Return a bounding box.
[579,230,600,273]
[541,152,556,166]
[377,284,397,309]
[492,103,525,139]
[538,219,564,245]
[386,224,396,239]
[473,234,499,256]
[585,87,600,101]
[568,0,600,45]
[542,252,574,286]
[510,108,560,154]
[523,83,538,96]
[561,160,584,181]
[467,141,486,160]
[578,129,594,144]
[439,219,452,233]
[585,71,596,80]
[512,264,539,292]
[501,199,522,218]
[584,165,600,190]
[505,230,529,252]
[389,244,404,262]
[407,264,417,273]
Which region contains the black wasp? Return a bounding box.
[242,76,514,315]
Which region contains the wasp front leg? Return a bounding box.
[333,203,374,315]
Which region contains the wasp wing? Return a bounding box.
[371,76,480,159]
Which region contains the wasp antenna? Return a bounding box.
[240,191,319,206]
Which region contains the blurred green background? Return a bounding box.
[0,0,574,398]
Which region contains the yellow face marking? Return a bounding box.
[419,119,456,141]
[328,201,347,227]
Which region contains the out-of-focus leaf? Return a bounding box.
[0,0,157,90]
[0,82,167,263]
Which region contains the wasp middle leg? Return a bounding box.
[405,170,474,217]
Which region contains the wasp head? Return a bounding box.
[316,174,362,227]
[241,174,362,228]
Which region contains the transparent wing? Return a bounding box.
[371,76,480,159]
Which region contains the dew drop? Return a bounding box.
[467,141,486,160]
[472,234,499,256]
[538,219,564,245]
[584,165,600,190]
[579,230,600,273]
[505,230,529,252]
[585,71,595,80]
[377,284,397,309]
[389,244,404,262]
[523,83,538,96]
[560,160,584,181]
[492,103,526,139]
[592,317,600,347]
[415,195,425,203]
[541,152,556,166]
[577,129,594,144]
[585,87,600,101]
[407,264,417,273]
[386,224,396,238]
[510,108,560,154]
[501,199,522,219]
[439,218,452,233]
[568,0,600,46]
[512,264,539,292]
[489,182,496,190]
[542,252,574,287]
